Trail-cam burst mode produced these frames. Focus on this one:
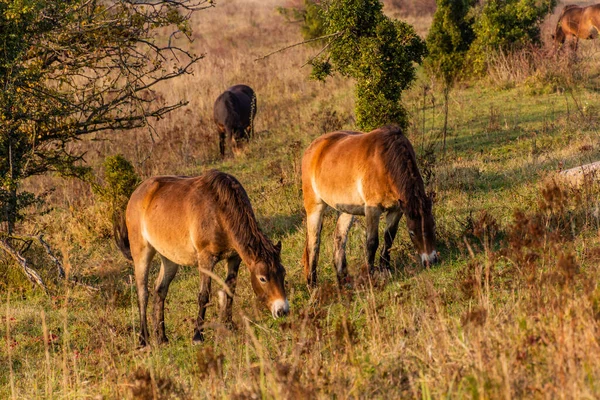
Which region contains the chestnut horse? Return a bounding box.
[115,170,288,346]
[213,84,257,157]
[301,125,438,287]
[554,4,600,49]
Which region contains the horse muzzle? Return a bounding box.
[271,298,290,319]
[420,250,439,267]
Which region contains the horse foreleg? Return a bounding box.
[303,202,326,287]
[364,207,382,274]
[333,212,354,285]
[153,255,179,344]
[193,253,217,344]
[380,210,402,270]
[133,245,156,347]
[219,254,241,329]
[219,129,226,158]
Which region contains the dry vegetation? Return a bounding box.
[3,0,600,398]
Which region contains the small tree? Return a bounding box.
[95,155,140,215]
[306,0,426,130]
[425,0,475,151]
[277,0,326,42]
[0,0,207,288]
[469,0,557,75]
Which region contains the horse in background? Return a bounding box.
[213,84,257,157]
[301,125,439,287]
[114,170,288,346]
[553,4,600,50]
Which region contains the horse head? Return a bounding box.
[405,194,439,267]
[249,241,289,318]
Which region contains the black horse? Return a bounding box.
[213,84,257,157]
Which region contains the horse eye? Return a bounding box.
[259,276,267,283]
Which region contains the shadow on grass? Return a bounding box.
[259,211,303,238]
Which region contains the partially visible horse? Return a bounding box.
[554,4,600,49]
[114,170,288,346]
[301,125,438,287]
[213,84,257,157]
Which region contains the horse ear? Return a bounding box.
[275,241,282,254]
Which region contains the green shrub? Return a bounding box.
[468,0,556,75]
[308,0,426,130]
[277,0,325,42]
[95,155,140,213]
[425,0,475,86]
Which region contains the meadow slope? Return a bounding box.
[3,0,600,398]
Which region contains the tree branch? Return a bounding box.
[254,31,342,62]
[0,239,48,292]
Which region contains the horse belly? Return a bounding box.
[318,184,366,215]
[142,224,198,266]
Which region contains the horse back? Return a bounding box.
[560,5,584,32]
[126,175,227,265]
[302,129,403,211]
[213,85,256,129]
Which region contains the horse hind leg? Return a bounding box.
[333,212,354,285]
[133,243,156,347]
[379,210,402,270]
[218,254,241,329]
[153,255,179,344]
[218,128,226,158]
[303,202,326,287]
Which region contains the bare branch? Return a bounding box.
[254,31,342,62]
[0,239,47,292]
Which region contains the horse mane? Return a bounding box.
[377,125,431,219]
[202,170,279,265]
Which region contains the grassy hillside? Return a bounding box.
[3,0,600,398]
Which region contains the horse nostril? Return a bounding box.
[271,299,289,319]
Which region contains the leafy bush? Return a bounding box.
[468,0,557,75]
[425,0,475,86]
[424,0,475,150]
[308,0,426,130]
[95,155,140,213]
[277,0,326,41]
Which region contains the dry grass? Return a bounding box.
[3,0,600,399]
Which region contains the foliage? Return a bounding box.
[0,0,207,287]
[468,0,557,75]
[277,0,326,42]
[425,0,475,86]
[0,0,205,235]
[306,0,427,130]
[94,155,140,213]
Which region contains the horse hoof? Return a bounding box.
[158,336,169,345]
[337,275,353,289]
[192,332,205,345]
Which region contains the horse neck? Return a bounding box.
[223,211,274,267]
[401,189,427,221]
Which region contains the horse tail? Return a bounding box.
[113,210,132,261]
[222,92,242,130]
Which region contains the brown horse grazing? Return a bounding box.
[114,170,288,346]
[213,84,257,157]
[301,125,438,287]
[554,4,600,49]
